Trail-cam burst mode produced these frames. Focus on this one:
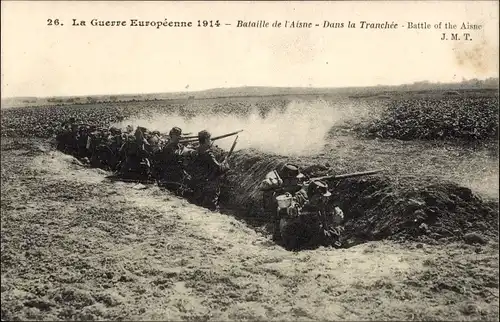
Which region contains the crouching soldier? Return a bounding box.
[187,130,230,211]
[87,128,107,168]
[106,127,123,171]
[259,163,306,241]
[155,126,194,193]
[118,126,151,179]
[277,180,345,250]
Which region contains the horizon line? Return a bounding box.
[2,77,499,100]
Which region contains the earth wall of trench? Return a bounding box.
[51,139,499,249]
[218,148,499,248]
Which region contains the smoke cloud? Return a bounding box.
[113,99,374,156]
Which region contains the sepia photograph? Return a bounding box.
[1,0,499,321]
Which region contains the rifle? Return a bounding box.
[179,130,243,144]
[222,135,238,162]
[206,135,239,181]
[305,169,385,184]
[260,169,384,193]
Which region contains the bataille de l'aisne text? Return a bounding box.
[237,20,399,28]
[74,19,483,31]
[236,20,483,29]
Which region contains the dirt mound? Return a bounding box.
[220,149,499,248]
[333,178,498,246]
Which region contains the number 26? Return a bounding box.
[47,19,60,26]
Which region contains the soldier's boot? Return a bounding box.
[200,199,217,212]
[202,191,220,212]
[330,226,343,248]
[119,159,133,177]
[152,167,161,182]
[271,217,282,241]
[272,226,281,241]
[90,154,100,168]
[280,221,300,251]
[190,186,204,207]
[199,181,220,211]
[318,225,342,248]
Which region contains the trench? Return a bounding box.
[53,140,499,251]
[218,148,499,248]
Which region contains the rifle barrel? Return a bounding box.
[179,129,243,144]
[224,135,239,161]
[313,169,384,181]
[334,169,384,179]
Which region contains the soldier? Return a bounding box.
[86,127,103,166]
[86,127,99,152]
[56,118,78,153]
[76,125,96,159]
[155,127,194,192]
[260,163,307,241]
[94,128,115,169]
[148,131,161,152]
[105,127,123,171]
[118,126,151,178]
[116,132,134,169]
[187,130,230,211]
[125,125,134,134]
[279,180,345,250]
[108,127,123,148]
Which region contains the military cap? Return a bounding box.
[198,130,212,141]
[307,180,332,197]
[169,127,182,136]
[280,163,304,179]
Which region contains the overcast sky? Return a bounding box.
[1,1,498,97]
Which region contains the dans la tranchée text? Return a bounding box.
[47,18,484,41]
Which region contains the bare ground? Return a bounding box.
[1,138,499,321]
[323,127,499,200]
